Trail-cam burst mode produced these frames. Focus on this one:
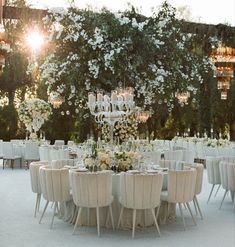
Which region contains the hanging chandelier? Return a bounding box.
[210,43,235,100]
[49,93,64,108]
[0,39,11,72]
[88,87,135,125]
[211,45,235,63]
[136,110,151,123]
[175,91,190,105]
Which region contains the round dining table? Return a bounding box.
[60,171,176,229]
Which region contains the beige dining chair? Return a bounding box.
[29,161,49,217]
[161,169,197,230]
[69,170,114,237]
[117,172,163,238]
[39,166,71,228]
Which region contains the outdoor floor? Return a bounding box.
[0,162,234,247]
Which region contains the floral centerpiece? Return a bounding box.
[113,151,141,172]
[18,98,52,140]
[83,142,141,172]
[172,136,230,148]
[204,138,230,148]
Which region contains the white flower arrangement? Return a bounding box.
[83,144,141,172]
[205,138,230,148]
[0,41,11,54]
[172,136,230,148]
[114,151,141,171]
[102,113,138,142]
[18,98,52,138]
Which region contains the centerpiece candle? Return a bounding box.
[97,92,103,102]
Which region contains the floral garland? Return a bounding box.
[18,98,52,138]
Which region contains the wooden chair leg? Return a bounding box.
[156,203,161,220]
[194,196,203,220]
[214,184,221,197]
[39,201,49,224]
[37,194,41,212]
[219,190,228,209]
[163,202,168,224]
[207,184,215,203]
[109,204,115,231]
[34,194,40,217]
[117,206,124,229]
[105,206,110,227]
[132,209,136,239]
[73,207,82,235]
[151,208,161,236]
[50,202,57,229]
[193,198,198,215]
[96,207,100,237]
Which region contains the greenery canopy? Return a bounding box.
[0,1,234,141]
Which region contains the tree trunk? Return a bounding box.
[8,90,15,106]
[230,121,235,141]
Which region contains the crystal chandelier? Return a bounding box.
[136,110,151,123]
[49,93,64,108]
[87,87,135,143]
[211,44,235,63]
[221,90,228,100]
[0,39,11,73]
[210,43,235,100]
[175,92,190,105]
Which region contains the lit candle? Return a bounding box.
[129,93,134,102]
[97,92,103,102]
[103,95,110,102]
[123,93,128,102]
[88,93,93,104]
[111,91,117,102]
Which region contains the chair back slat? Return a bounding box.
[120,173,163,209]
[168,169,196,203]
[70,171,113,208]
[40,166,70,202]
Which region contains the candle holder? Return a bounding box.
[87,87,135,143]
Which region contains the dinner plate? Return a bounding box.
[75,167,88,172]
[156,167,168,172]
[146,169,159,173]
[127,170,140,174]
[64,165,74,169]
